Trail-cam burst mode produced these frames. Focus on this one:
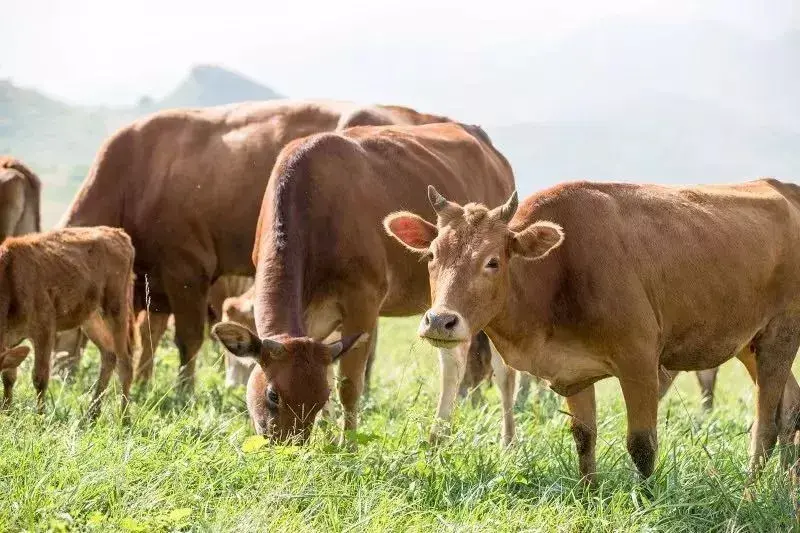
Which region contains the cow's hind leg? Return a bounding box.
[31,324,55,413]
[566,386,597,485]
[164,277,210,393]
[696,368,719,411]
[134,311,169,385]
[748,315,800,476]
[82,312,118,420]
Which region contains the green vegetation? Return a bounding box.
[0,316,797,531]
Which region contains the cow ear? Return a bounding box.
[511,221,564,260]
[383,212,437,252]
[0,345,30,371]
[212,322,262,359]
[325,333,369,363]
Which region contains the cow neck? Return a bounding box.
[254,155,314,339]
[489,257,560,349]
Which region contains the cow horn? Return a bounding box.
[261,337,287,360]
[494,190,519,223]
[428,185,463,223]
[428,185,448,212]
[326,333,368,362]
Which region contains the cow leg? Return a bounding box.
[362,324,378,399]
[31,325,55,413]
[748,317,800,475]
[52,328,88,379]
[134,311,169,385]
[566,386,597,485]
[489,342,516,446]
[429,342,469,443]
[336,319,377,443]
[2,368,17,407]
[619,368,660,479]
[735,347,800,470]
[696,368,719,411]
[82,312,117,419]
[515,373,533,409]
[164,278,209,393]
[657,366,680,401]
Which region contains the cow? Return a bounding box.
[213,122,517,444]
[0,156,40,242]
[0,227,137,418]
[384,179,800,483]
[60,100,452,393]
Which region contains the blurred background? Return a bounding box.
[3,0,799,227]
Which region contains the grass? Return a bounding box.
[1,316,798,531]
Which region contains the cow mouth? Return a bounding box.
[421,336,468,349]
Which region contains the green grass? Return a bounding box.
[1,316,798,531]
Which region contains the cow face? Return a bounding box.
[212,322,366,443]
[384,187,563,346]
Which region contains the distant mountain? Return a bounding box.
[158,65,281,109]
[0,65,281,227]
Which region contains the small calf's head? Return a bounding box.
[384,187,564,345]
[212,322,366,443]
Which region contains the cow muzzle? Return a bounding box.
[418,308,470,348]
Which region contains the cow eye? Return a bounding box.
[486,258,500,270]
[267,388,280,408]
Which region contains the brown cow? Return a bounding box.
[0,156,40,242]
[213,122,516,444]
[60,100,451,392]
[0,227,137,418]
[385,179,800,482]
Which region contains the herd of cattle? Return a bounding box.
[1,99,800,486]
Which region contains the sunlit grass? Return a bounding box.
[0,316,797,531]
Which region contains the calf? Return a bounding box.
[386,180,800,482]
[0,227,137,418]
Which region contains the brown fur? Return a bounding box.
[386,179,800,482]
[0,227,136,418]
[215,122,514,442]
[0,156,41,242]
[60,100,452,391]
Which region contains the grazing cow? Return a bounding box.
[213,122,516,444]
[385,179,800,482]
[60,100,451,392]
[0,156,40,242]
[0,227,137,418]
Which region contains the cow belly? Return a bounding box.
[660,337,753,371]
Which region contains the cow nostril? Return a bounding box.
[444,315,458,330]
[424,312,432,326]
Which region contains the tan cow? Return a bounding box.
[0,156,40,242]
[213,122,516,444]
[0,227,137,418]
[385,180,800,482]
[60,100,451,392]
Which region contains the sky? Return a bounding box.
[3,0,798,107]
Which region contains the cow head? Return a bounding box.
[212,322,367,443]
[384,186,563,346]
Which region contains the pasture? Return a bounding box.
[0,316,797,531]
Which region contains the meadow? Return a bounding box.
[1,316,798,532]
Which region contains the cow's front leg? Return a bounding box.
[620,368,660,478]
[430,342,469,443]
[566,386,597,485]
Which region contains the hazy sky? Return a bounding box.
[3,0,798,106]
